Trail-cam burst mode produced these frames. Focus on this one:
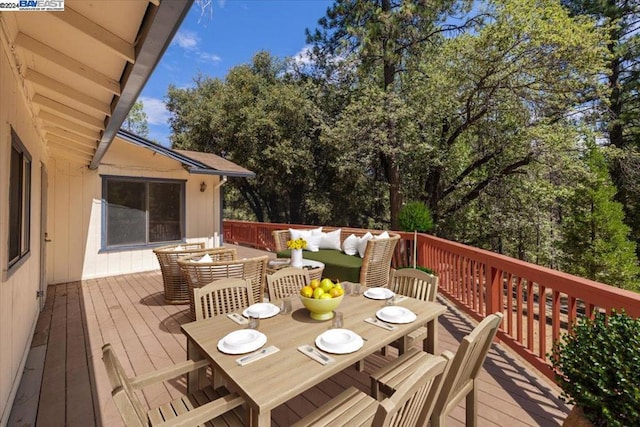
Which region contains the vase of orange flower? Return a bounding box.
[287,237,306,268]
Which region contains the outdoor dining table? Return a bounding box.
[181,290,447,427]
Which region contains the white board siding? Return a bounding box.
[48,138,221,284]
[0,40,47,425]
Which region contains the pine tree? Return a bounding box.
[558,142,639,291]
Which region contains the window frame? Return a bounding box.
[101,175,186,252]
[8,128,32,271]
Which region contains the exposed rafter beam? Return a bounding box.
[49,144,94,163]
[48,6,135,63]
[25,69,111,116]
[47,134,96,156]
[90,0,192,170]
[33,94,104,130]
[14,32,121,95]
[45,126,98,149]
[39,110,100,140]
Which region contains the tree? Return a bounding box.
[308,0,478,229]
[558,141,639,291]
[122,100,149,137]
[167,52,326,224]
[561,0,640,253]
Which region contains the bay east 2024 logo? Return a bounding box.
[16,0,64,11]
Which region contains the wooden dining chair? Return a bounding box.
[371,312,504,427]
[267,267,310,300]
[385,268,439,355]
[101,343,245,426]
[292,352,452,427]
[193,277,255,320]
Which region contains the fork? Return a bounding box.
[306,345,330,362]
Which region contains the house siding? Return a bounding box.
[0,38,47,425]
[48,138,222,284]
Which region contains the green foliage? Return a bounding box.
[398,265,436,275]
[550,311,640,427]
[123,100,149,137]
[558,142,640,291]
[398,201,433,233]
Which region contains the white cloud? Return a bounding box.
[139,97,170,125]
[199,52,222,63]
[292,45,314,67]
[174,30,200,50]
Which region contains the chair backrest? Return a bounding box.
[432,312,504,417]
[153,242,208,276]
[267,267,310,301]
[193,277,255,320]
[388,268,438,302]
[178,255,268,318]
[373,351,453,427]
[360,234,401,288]
[102,344,148,427]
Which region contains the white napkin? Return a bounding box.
[227,313,249,325]
[365,317,397,331]
[236,345,279,366]
[196,253,213,263]
[298,345,335,365]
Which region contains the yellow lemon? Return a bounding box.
[300,286,313,298]
[312,287,325,299]
[309,278,321,289]
[330,287,343,298]
[320,278,334,293]
[319,293,333,300]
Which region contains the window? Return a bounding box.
[8,129,31,268]
[103,176,184,248]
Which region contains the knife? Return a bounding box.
[374,319,395,330]
[238,348,268,364]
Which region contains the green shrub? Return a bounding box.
[398,266,436,275]
[550,310,640,427]
[398,201,433,233]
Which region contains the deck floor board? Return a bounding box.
[14,245,570,426]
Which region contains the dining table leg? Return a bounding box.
[186,339,207,393]
[248,406,270,427]
[424,317,439,354]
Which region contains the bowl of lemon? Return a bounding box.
[299,278,344,320]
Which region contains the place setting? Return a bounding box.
[365,304,417,330]
[363,286,395,300]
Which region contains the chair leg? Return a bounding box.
[355,360,365,372]
[381,346,388,356]
[466,384,478,427]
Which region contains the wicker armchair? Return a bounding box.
[178,254,268,320]
[154,244,236,304]
[153,242,227,304]
[360,234,400,288]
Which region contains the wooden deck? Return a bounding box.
[9,245,570,426]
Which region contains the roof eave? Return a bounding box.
[89,0,192,170]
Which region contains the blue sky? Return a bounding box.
[140,0,333,146]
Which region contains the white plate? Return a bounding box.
[217,330,267,355]
[315,329,364,354]
[376,306,417,324]
[243,303,280,319]
[364,287,395,300]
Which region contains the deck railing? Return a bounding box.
[223,219,640,380]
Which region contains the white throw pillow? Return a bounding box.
[319,229,341,251]
[289,227,322,241]
[173,245,184,251]
[372,231,390,240]
[342,234,359,255]
[196,253,213,263]
[305,234,323,252]
[357,232,373,258]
